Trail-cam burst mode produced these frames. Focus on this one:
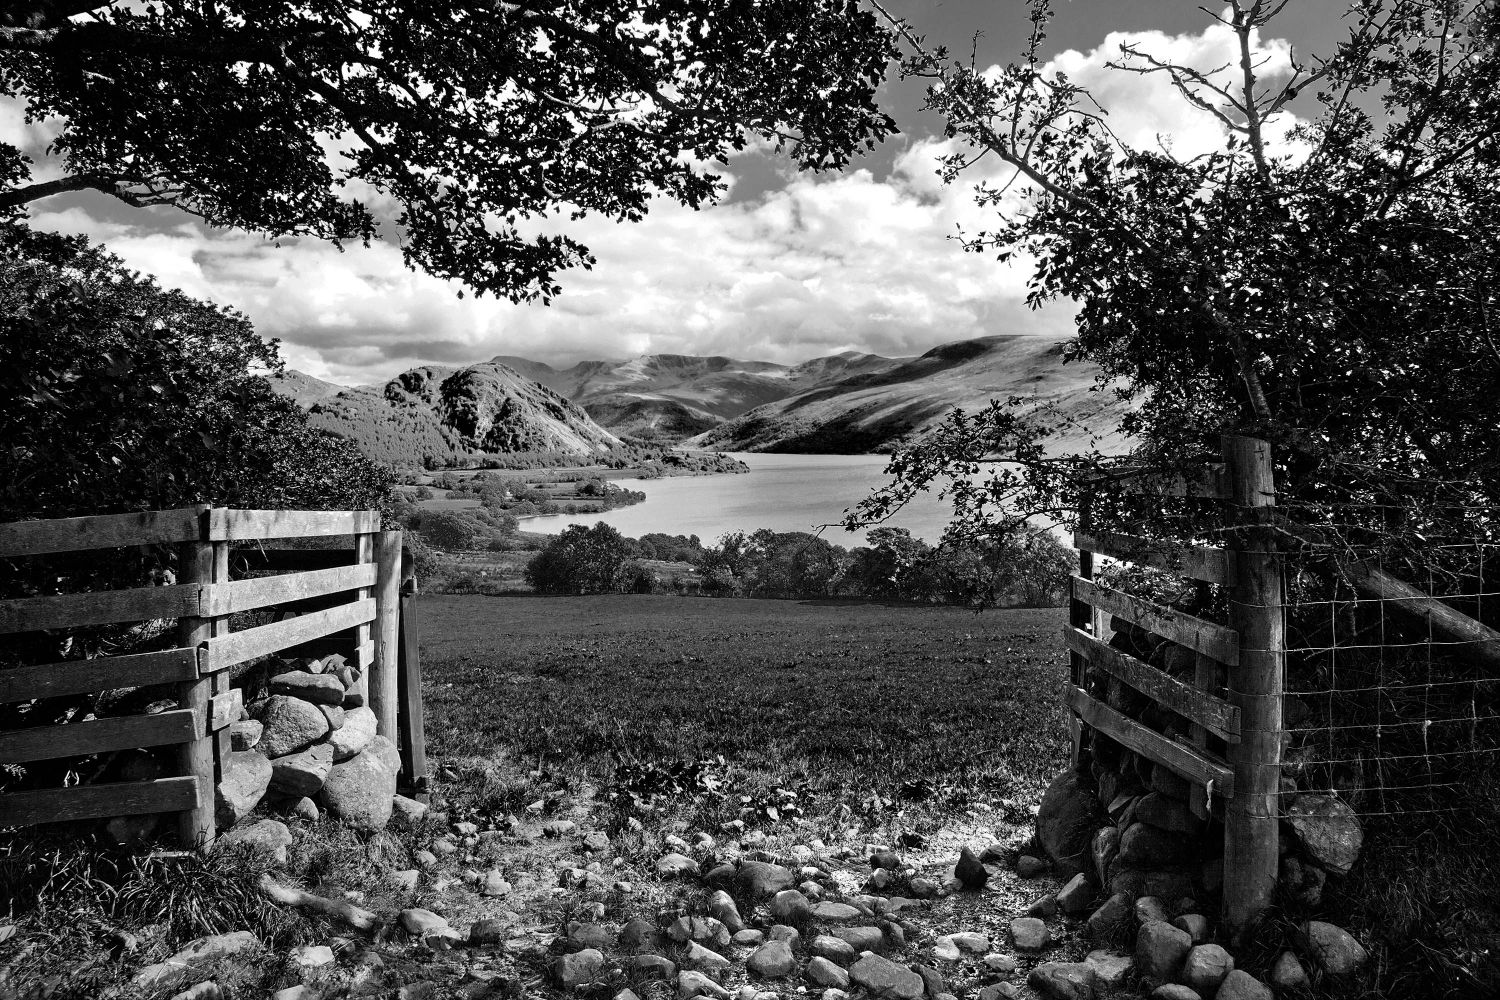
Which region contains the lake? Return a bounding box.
[522,453,957,544]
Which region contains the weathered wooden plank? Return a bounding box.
[233,547,357,573]
[202,564,376,617]
[1066,685,1235,797]
[398,592,429,801]
[0,584,203,635]
[1074,531,1233,585]
[210,689,243,732]
[0,776,200,828]
[200,598,376,673]
[0,647,199,703]
[207,508,380,541]
[0,709,197,765]
[1063,627,1241,742]
[1072,576,1240,666]
[0,507,204,558]
[1111,465,1231,499]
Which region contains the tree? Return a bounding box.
[854,0,1500,550]
[1,0,897,301]
[525,522,631,594]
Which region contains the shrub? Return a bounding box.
[524,523,631,594]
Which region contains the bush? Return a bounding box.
[524,523,631,594]
[615,559,657,594]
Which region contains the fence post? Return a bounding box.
[353,525,376,707]
[372,528,403,739]
[1069,494,1096,769]
[397,583,429,802]
[176,505,217,850]
[1222,435,1285,941]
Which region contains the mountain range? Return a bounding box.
[279,335,1129,470]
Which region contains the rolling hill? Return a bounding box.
[689,336,1130,455]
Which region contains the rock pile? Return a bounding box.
[216,653,400,837]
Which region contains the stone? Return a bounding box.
[389,868,419,891]
[913,965,945,999]
[390,793,426,826]
[1027,962,1097,1000]
[848,953,924,999]
[1214,970,1272,1000]
[733,929,765,946]
[481,870,511,897]
[619,918,661,952]
[983,955,1017,974]
[1286,795,1363,875]
[1085,893,1132,944]
[870,849,903,870]
[833,926,884,952]
[811,935,858,965]
[215,750,272,828]
[216,818,291,864]
[270,742,334,798]
[1135,897,1171,926]
[288,796,318,822]
[270,671,346,705]
[132,933,259,991]
[1119,822,1189,868]
[1010,917,1050,952]
[768,925,801,946]
[400,909,450,936]
[955,846,989,889]
[1037,770,1104,872]
[229,719,263,751]
[319,704,345,731]
[678,971,731,1000]
[1298,920,1369,976]
[469,919,510,945]
[948,931,989,954]
[812,901,864,924]
[616,991,641,1000]
[931,937,960,963]
[707,890,744,933]
[1136,920,1191,981]
[1057,873,1094,915]
[414,849,437,869]
[978,988,1018,1000]
[569,923,616,951]
[542,819,577,837]
[259,695,331,757]
[1278,855,1327,909]
[291,944,335,970]
[631,955,678,980]
[1181,945,1233,994]
[555,949,607,991]
[1017,854,1049,878]
[583,830,611,853]
[1268,951,1310,991]
[740,860,796,898]
[807,957,850,988]
[1173,913,1210,944]
[329,706,377,761]
[1084,951,1132,987]
[747,941,797,978]
[1091,828,1119,886]
[824,992,852,1000]
[1149,987,1200,1000]
[1135,793,1199,835]
[1027,894,1059,919]
[657,853,699,878]
[683,941,732,975]
[317,746,395,831]
[770,889,813,924]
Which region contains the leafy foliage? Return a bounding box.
[525,522,633,595]
[1,0,897,301]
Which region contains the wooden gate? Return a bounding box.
[1067,435,1284,937]
[0,506,427,848]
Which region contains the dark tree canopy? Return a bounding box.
[0,0,898,301]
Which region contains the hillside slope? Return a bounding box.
[305,362,620,469]
[690,336,1130,455]
[265,369,349,408]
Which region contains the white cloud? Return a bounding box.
[8,19,1301,387]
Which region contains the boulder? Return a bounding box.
[1286,795,1363,875]
[330,706,377,761]
[1010,917,1050,952]
[1268,951,1310,991]
[555,949,607,991]
[811,935,858,966]
[807,956,851,988]
[1091,827,1120,886]
[367,734,399,774]
[1085,893,1132,944]
[620,917,661,952]
[258,696,330,757]
[1181,945,1233,994]
[319,703,345,730]
[678,971,731,1000]
[269,671,346,705]
[1174,914,1210,944]
[1148,987,1200,1000]
[1118,822,1190,868]
[131,931,260,992]
[216,818,291,864]
[683,941,732,975]
[1037,770,1104,873]
[708,890,744,933]
[1027,962,1096,1000]
[1017,854,1049,878]
[769,889,813,924]
[631,955,678,980]
[913,964,945,999]
[812,902,864,924]
[657,853,699,878]
[955,846,989,889]
[1135,920,1191,981]
[948,932,989,954]
[399,908,451,935]
[269,742,334,798]
[1298,920,1368,976]
[832,927,884,952]
[848,953,924,999]
[768,925,801,946]
[317,746,395,831]
[568,923,616,951]
[733,930,765,947]
[740,860,796,898]
[1214,970,1272,1000]
[229,720,263,752]
[215,750,271,829]
[1057,873,1094,915]
[747,941,797,978]
[1135,897,1171,926]
[1083,951,1133,988]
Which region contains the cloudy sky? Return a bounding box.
[7,1,1351,385]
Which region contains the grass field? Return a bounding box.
[420,594,1071,843]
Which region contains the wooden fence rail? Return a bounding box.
[0,505,425,849]
[1068,436,1281,941]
